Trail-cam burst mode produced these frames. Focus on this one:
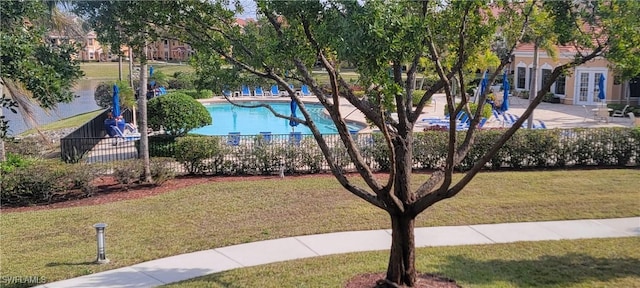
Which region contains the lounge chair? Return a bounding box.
[492,109,505,126]
[270,85,281,97]
[227,132,241,146]
[612,105,630,117]
[629,112,639,127]
[289,132,302,146]
[222,89,232,97]
[301,85,312,96]
[254,86,264,97]
[110,125,141,142]
[241,85,251,97]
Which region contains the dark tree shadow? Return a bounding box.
[46,261,97,267]
[439,253,640,287]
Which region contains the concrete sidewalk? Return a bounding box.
[37,217,639,288]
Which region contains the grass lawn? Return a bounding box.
[166,237,640,288]
[1,169,638,286]
[80,62,193,80]
[20,110,104,135]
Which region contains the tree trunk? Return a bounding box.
[527,41,539,129]
[0,82,5,162]
[386,214,416,287]
[138,44,152,183]
[118,53,123,82]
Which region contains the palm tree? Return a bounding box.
[0,1,84,161]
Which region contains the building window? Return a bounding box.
[630,76,640,98]
[88,39,94,46]
[89,52,94,60]
[517,67,526,89]
[555,74,566,95]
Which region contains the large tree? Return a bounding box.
[78,0,639,286]
[0,0,84,161]
[73,1,174,182]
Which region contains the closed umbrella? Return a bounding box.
[475,70,488,104]
[149,65,156,88]
[501,71,510,113]
[112,84,121,117]
[598,74,606,105]
[480,70,488,96]
[289,100,300,132]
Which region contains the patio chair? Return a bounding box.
[301,85,312,96]
[270,85,281,97]
[222,89,232,97]
[612,105,630,117]
[582,105,597,122]
[110,125,141,142]
[492,109,505,126]
[241,85,251,97]
[254,86,264,97]
[227,132,241,146]
[596,107,610,123]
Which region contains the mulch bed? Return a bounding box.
[1,173,333,213]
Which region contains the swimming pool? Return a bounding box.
[190,101,364,136]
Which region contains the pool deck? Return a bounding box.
[199,94,635,132]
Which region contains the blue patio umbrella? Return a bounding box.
[501,71,510,113]
[149,66,156,87]
[289,100,300,131]
[112,84,121,117]
[598,74,606,101]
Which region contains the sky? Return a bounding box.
[235,0,258,19]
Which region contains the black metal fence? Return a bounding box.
[61,127,640,175]
[60,109,133,162]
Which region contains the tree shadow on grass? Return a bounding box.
[165,274,242,288]
[46,261,97,267]
[440,253,640,287]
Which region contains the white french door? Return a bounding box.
[574,69,607,105]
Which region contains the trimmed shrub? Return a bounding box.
[0,160,98,207]
[443,102,492,119]
[147,92,212,136]
[174,136,222,174]
[113,159,143,189]
[150,158,176,185]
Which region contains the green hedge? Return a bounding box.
[407,127,639,171]
[1,160,101,207]
[137,127,639,176]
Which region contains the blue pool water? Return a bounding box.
[190,101,364,136]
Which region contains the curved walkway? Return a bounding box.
[37,217,639,288]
